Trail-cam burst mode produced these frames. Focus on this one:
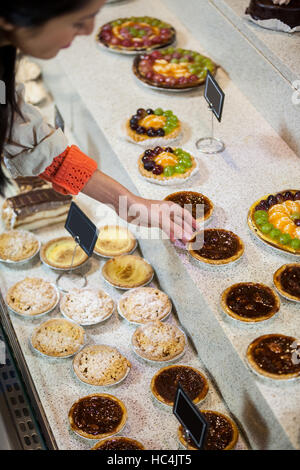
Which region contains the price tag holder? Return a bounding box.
[65,201,99,257]
[204,70,225,122]
[173,384,208,450]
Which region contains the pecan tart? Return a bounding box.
[102,255,154,289]
[164,191,213,223]
[73,345,131,386]
[178,410,239,450]
[133,48,216,90]
[97,16,175,53]
[273,263,300,302]
[91,437,145,450]
[40,236,89,269]
[221,282,280,323]
[60,288,115,325]
[117,287,172,324]
[31,318,85,358]
[247,334,300,380]
[248,190,300,255]
[6,277,59,316]
[125,107,182,146]
[94,225,136,258]
[0,230,39,262]
[138,146,198,185]
[246,0,300,30]
[132,320,186,362]
[68,394,127,440]
[151,365,209,406]
[188,229,244,265]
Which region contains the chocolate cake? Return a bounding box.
[246,0,300,29]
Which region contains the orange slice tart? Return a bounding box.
[248,190,300,254]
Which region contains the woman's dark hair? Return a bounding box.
[0,0,90,195]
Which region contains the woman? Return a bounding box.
[0,0,197,243]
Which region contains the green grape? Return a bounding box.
[188,66,198,75]
[254,210,268,221]
[179,158,192,169]
[179,57,188,63]
[174,165,186,174]
[194,55,204,63]
[255,217,266,226]
[164,166,175,177]
[163,126,172,135]
[181,151,191,159]
[197,72,206,79]
[151,19,160,26]
[163,110,173,117]
[138,30,146,37]
[279,233,291,245]
[290,212,300,221]
[166,47,175,53]
[290,239,300,250]
[174,148,183,156]
[261,223,273,234]
[168,117,178,125]
[269,228,281,240]
[171,58,179,64]
[154,108,164,116]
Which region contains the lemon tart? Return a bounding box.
[102,255,154,289]
[41,236,88,269]
[94,225,136,258]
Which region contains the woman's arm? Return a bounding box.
[81,169,197,243]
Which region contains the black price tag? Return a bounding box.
[65,202,99,257]
[204,70,225,122]
[173,384,208,450]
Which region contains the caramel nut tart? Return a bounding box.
[40,236,88,269]
[117,287,172,324]
[132,320,186,362]
[188,229,244,265]
[102,255,154,289]
[151,365,209,406]
[273,264,300,302]
[125,107,182,146]
[6,277,59,317]
[178,410,239,450]
[0,230,40,262]
[164,191,213,223]
[73,345,131,386]
[246,0,300,30]
[247,334,300,380]
[68,394,127,440]
[97,17,176,53]
[91,437,145,450]
[94,225,137,258]
[133,48,216,90]
[60,288,115,326]
[138,146,198,186]
[248,190,300,255]
[31,318,85,358]
[221,282,280,323]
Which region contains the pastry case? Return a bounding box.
[1,0,300,451]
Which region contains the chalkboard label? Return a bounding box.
[65,202,99,257]
[204,70,225,122]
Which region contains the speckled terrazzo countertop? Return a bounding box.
[2,0,300,450]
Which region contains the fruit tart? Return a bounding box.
[125,107,182,146]
[138,146,198,185]
[97,16,175,53]
[133,47,216,90]
[248,190,300,254]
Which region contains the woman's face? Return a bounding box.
[5,0,106,59]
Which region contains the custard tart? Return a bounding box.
[91,437,145,450]
[68,394,127,440]
[102,255,154,289]
[221,282,280,323]
[94,225,136,258]
[188,229,244,265]
[41,236,88,269]
[273,264,300,302]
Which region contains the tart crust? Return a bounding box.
[6,277,58,316]
[247,334,300,380]
[102,255,154,289]
[151,365,209,406]
[31,318,85,357]
[164,191,214,223]
[273,263,300,302]
[40,236,89,269]
[132,320,186,361]
[68,393,127,440]
[248,190,300,255]
[138,151,198,183]
[188,229,244,265]
[0,230,39,262]
[178,410,239,450]
[118,287,172,324]
[94,225,136,257]
[221,282,280,323]
[91,437,145,450]
[73,345,131,386]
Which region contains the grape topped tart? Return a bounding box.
[97,16,175,53]
[133,47,216,90]
[125,107,182,146]
[248,190,300,255]
[138,146,198,185]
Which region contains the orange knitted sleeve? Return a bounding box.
[39,145,98,195]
